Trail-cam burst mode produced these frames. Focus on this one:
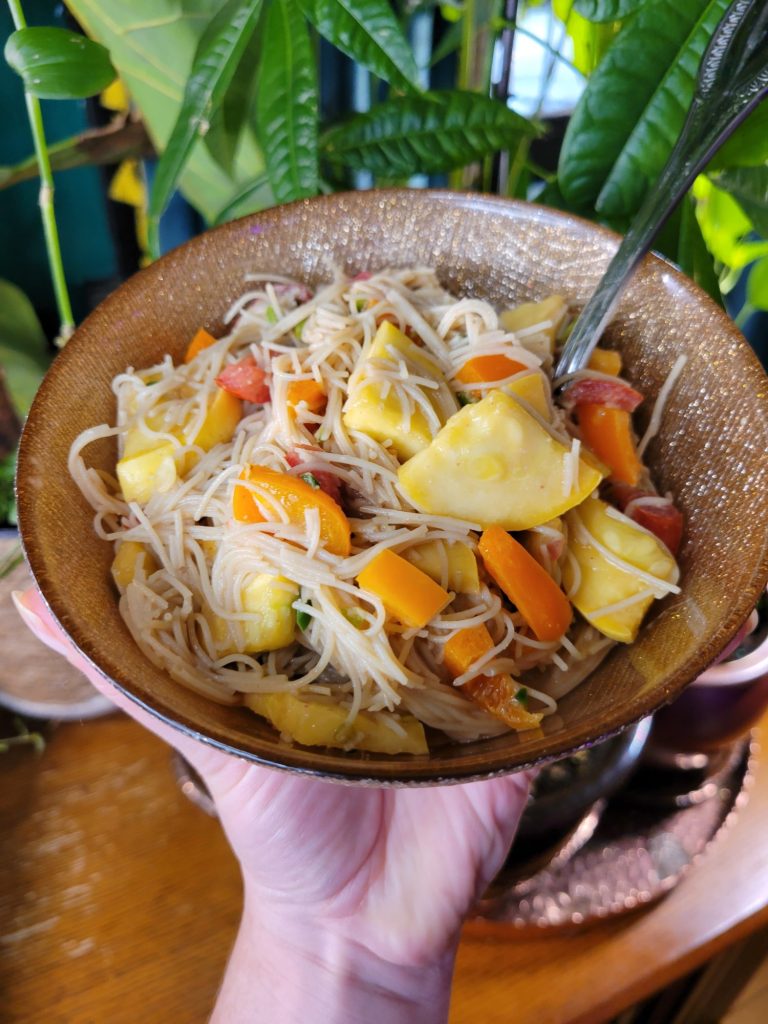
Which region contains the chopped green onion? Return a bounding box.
[355,297,367,312]
[300,472,320,490]
[294,319,306,341]
[265,307,278,324]
[515,686,528,707]
[294,603,312,631]
[457,391,477,406]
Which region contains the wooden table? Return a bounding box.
[1,711,767,1024]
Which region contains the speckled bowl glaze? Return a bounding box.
[17,190,768,784]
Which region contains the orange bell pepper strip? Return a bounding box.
[455,353,527,386]
[286,379,327,416]
[578,403,642,486]
[233,466,351,556]
[443,622,496,677]
[356,549,451,629]
[443,624,542,730]
[587,348,622,376]
[478,527,572,642]
[184,327,217,364]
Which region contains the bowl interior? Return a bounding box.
[17,190,768,783]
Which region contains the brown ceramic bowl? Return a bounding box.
[17,190,768,784]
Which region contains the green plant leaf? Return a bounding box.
[558,0,712,208]
[678,194,723,305]
[746,256,768,311]
[4,26,116,100]
[63,0,268,223]
[693,174,768,274]
[0,281,49,418]
[298,0,420,92]
[0,281,49,364]
[709,100,768,169]
[204,26,260,174]
[321,91,540,178]
[256,0,319,204]
[553,0,621,75]
[714,165,768,238]
[595,0,730,218]
[573,0,648,22]
[148,0,265,257]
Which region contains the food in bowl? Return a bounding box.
[69,268,684,754]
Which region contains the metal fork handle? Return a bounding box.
[554,0,768,379]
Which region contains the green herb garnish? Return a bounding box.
[0,716,45,755]
[294,603,312,631]
[300,472,320,490]
[355,297,367,312]
[294,319,306,341]
[265,307,278,324]
[515,687,529,707]
[457,391,477,406]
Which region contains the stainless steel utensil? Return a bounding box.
[555,0,768,378]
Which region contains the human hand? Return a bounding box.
[16,588,531,1024]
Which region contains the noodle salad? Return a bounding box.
[70,268,685,754]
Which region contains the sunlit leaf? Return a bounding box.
[4,27,115,99]
[714,165,768,238]
[746,255,768,311]
[693,175,768,273]
[553,0,621,75]
[256,0,319,203]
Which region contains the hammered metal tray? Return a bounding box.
[476,735,756,930]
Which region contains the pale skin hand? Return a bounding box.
[16,588,531,1024]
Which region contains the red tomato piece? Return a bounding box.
[215,357,270,404]
[564,378,643,412]
[609,483,683,555]
[285,448,343,506]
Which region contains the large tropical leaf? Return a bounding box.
[574,0,649,21]
[256,0,319,204]
[558,0,712,208]
[148,0,264,257]
[298,0,420,92]
[4,26,115,99]
[63,0,269,222]
[321,91,540,178]
[595,0,730,217]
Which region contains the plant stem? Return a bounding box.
[450,0,478,190]
[7,0,75,344]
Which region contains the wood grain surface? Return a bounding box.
[1,711,767,1024]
